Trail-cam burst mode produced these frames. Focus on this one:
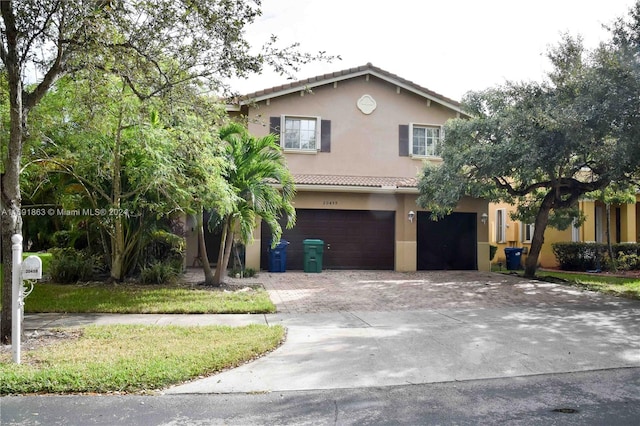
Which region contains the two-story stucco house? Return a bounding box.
[186,63,491,272]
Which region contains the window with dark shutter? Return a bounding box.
[320,120,331,152]
[398,124,409,156]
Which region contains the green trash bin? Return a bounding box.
[303,239,324,273]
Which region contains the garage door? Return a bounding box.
[417,212,477,270]
[261,209,395,270]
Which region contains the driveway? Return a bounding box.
[248,270,616,313]
[166,269,640,394]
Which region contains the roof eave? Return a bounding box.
[236,68,469,117]
[272,183,419,194]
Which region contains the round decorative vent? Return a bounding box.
[357,94,377,115]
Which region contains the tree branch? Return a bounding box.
[20,0,62,67]
[23,14,68,111]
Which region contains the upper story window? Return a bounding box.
[270,116,331,153]
[283,116,320,151]
[410,123,442,157]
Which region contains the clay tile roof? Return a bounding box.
[292,174,418,189]
[238,62,463,112]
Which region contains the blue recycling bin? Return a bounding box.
[268,240,289,272]
[504,247,524,270]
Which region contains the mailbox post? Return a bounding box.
[11,234,43,364]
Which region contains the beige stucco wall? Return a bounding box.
[223,74,492,273]
[246,76,457,178]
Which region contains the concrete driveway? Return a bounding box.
[164,270,640,394]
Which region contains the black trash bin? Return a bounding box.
[267,240,289,272]
[504,247,524,270]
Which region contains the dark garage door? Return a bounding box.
[261,209,395,270]
[417,212,477,270]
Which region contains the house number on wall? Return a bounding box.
[323,201,338,206]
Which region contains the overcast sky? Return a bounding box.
[228,0,639,101]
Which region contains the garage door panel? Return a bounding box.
[417,212,477,270]
[261,209,394,270]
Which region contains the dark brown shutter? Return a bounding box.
[320,119,331,152]
[399,124,409,156]
[269,116,281,135]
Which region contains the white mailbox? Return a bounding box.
[22,255,43,280]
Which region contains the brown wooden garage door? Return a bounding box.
[260,209,395,270]
[417,211,477,270]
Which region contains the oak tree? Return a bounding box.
[418,29,640,278]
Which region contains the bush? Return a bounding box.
[49,229,88,249]
[139,261,181,285]
[552,242,640,271]
[48,247,97,283]
[228,267,257,279]
[489,245,498,261]
[617,252,640,271]
[139,229,185,269]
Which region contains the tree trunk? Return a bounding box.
[524,192,555,278]
[0,28,24,343]
[221,225,235,279]
[0,177,22,344]
[197,209,215,285]
[212,218,233,286]
[110,213,125,281]
[606,203,616,271]
[109,108,125,281]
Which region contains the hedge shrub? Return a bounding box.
[552,242,640,271]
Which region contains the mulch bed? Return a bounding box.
[1,329,83,355]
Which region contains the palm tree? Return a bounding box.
[210,124,296,286]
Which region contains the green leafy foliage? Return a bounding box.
[1,0,338,342]
[489,245,498,261]
[228,267,257,279]
[418,23,640,277]
[139,262,181,285]
[617,252,640,271]
[207,124,297,285]
[551,242,640,271]
[47,248,97,283]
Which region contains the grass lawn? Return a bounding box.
[1,255,281,395]
[0,324,285,395]
[534,269,640,299]
[492,264,640,299]
[0,256,276,314]
[22,283,276,314]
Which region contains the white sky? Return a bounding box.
[229,0,639,101]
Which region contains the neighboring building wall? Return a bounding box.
[488,196,640,270]
[488,202,569,268]
[580,199,639,244]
